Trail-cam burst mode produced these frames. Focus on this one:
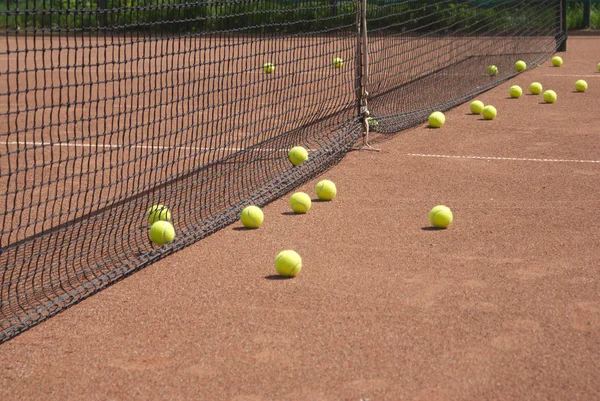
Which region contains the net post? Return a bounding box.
[355,0,363,118]
[355,0,379,151]
[557,0,567,52]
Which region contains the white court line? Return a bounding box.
[407,153,600,164]
[542,74,600,77]
[1,141,299,152]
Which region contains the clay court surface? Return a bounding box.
[1,36,600,400]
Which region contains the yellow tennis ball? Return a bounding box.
[469,100,484,114]
[515,60,527,72]
[149,221,176,246]
[274,250,302,277]
[486,65,498,76]
[552,56,563,67]
[429,205,453,229]
[146,204,171,225]
[597,62,600,72]
[263,62,275,74]
[428,111,445,128]
[481,105,497,120]
[288,146,308,166]
[543,90,557,103]
[333,57,343,68]
[315,180,337,201]
[529,82,543,95]
[289,192,311,214]
[366,116,379,131]
[575,79,588,92]
[240,205,264,229]
[509,85,523,98]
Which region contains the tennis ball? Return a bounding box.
[333,57,343,68]
[529,82,543,95]
[288,146,308,166]
[481,105,497,120]
[149,221,176,246]
[552,56,563,67]
[543,90,557,103]
[146,204,171,225]
[428,111,445,128]
[597,62,600,72]
[274,250,302,277]
[263,62,275,74]
[509,85,523,98]
[289,192,311,214]
[486,65,498,76]
[315,180,337,201]
[240,205,264,229]
[515,60,527,72]
[575,79,588,92]
[429,205,453,229]
[469,100,485,114]
[366,116,379,131]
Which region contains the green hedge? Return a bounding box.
[567,1,600,28]
[0,0,558,33]
[1,0,356,32]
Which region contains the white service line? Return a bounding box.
[407,153,600,164]
[2,141,299,153]
[542,74,600,78]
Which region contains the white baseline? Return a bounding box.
[407,153,600,164]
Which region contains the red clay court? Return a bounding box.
[0,34,598,400]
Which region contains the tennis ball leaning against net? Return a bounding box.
[146,204,171,225]
[469,100,485,115]
[543,90,557,103]
[274,250,302,277]
[149,221,176,246]
[529,82,543,95]
[288,146,308,166]
[333,57,343,68]
[481,105,497,120]
[428,111,445,128]
[290,192,311,214]
[366,116,379,131]
[315,180,337,201]
[486,65,498,76]
[515,60,527,72]
[575,79,588,92]
[552,56,563,67]
[429,205,453,229]
[263,62,275,74]
[509,85,523,98]
[240,205,264,229]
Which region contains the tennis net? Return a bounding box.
[1,0,564,342]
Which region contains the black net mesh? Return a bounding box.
[365,0,564,135]
[0,0,361,341]
[1,0,564,343]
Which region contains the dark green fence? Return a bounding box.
[568,0,600,28]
